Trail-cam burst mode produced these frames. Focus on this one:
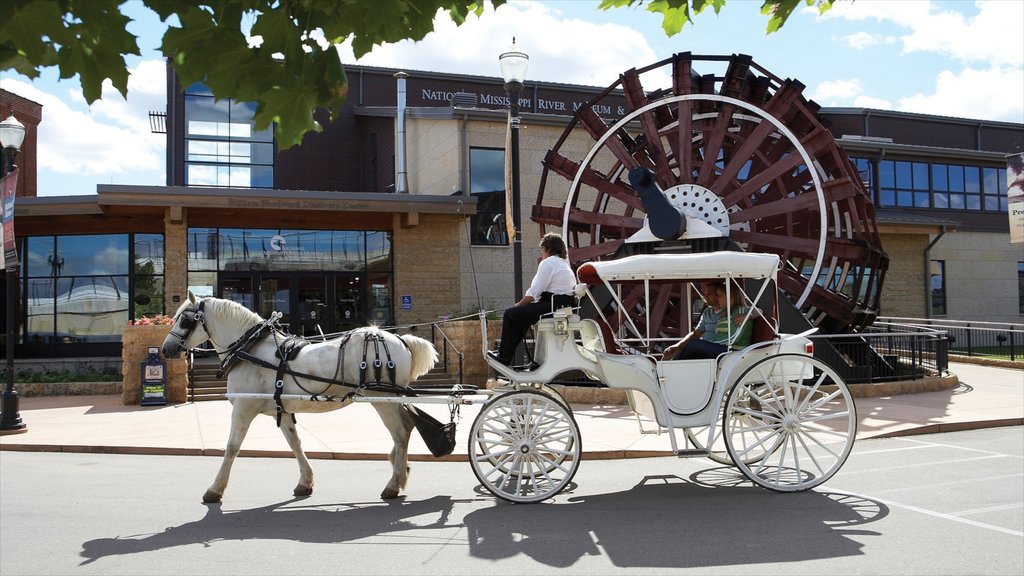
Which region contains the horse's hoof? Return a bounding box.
[294,485,313,497]
[202,490,222,504]
[380,488,400,499]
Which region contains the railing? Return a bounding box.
[428,323,464,384]
[877,317,1023,362]
[811,327,949,384]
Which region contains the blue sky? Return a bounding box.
[0,0,1021,197]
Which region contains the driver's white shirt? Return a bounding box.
[525,256,576,300]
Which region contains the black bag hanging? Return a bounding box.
[408,406,457,457]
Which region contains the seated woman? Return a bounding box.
[489,233,576,367]
[662,281,752,361]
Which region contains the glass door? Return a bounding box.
[296,276,328,337]
[258,275,290,329]
[336,274,363,331]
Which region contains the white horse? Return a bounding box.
[161,291,439,503]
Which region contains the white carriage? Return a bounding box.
[472,251,857,503]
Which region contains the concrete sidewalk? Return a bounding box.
[1,361,1020,461]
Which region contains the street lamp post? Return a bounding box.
[499,39,529,302]
[0,114,26,434]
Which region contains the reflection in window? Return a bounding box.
[210,229,390,272]
[859,157,1006,213]
[134,233,165,319]
[22,233,161,346]
[184,86,273,189]
[470,148,509,246]
[367,273,392,326]
[55,276,129,342]
[930,260,946,316]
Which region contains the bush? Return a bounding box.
[0,367,122,383]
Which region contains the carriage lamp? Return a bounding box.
[0,114,25,433]
[0,114,26,176]
[499,39,528,302]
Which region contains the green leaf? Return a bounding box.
[258,84,322,149]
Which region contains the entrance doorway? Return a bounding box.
[220,272,364,336]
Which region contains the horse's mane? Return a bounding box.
[205,297,264,330]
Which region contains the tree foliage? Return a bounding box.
[599,0,835,36]
[0,0,831,149]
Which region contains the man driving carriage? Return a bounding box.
[488,233,576,367]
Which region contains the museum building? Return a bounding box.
[1,58,1021,362]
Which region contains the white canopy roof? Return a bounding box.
[577,252,781,283]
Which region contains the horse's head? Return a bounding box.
[162,290,209,358]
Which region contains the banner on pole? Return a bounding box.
[503,117,516,247]
[1,169,18,269]
[1008,153,1024,244]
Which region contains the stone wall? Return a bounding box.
[121,325,188,405]
[878,233,928,318]
[431,318,501,387]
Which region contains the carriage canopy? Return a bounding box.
[576,252,781,285]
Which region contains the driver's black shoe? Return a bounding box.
[487,350,512,366]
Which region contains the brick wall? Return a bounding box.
[0,89,42,197]
[878,233,927,318]
[392,213,463,327]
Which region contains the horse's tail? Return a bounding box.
[400,333,439,381]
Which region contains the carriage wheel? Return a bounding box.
[723,354,856,492]
[469,389,582,503]
[534,52,887,338]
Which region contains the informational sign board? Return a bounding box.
[401,295,412,310]
[140,346,167,406]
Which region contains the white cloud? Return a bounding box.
[839,31,879,49]
[335,1,668,89]
[853,95,893,111]
[825,0,1023,66]
[2,67,164,184]
[898,66,1024,123]
[810,79,864,103]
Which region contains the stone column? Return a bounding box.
[164,206,188,314]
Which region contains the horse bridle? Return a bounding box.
[168,299,208,350]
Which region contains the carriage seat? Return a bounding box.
[579,317,623,356]
[750,313,776,345]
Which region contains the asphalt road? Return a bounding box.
[2,426,1022,576]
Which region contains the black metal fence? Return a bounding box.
[876,317,1023,362]
[811,327,949,384]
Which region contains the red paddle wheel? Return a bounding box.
[532,53,887,339]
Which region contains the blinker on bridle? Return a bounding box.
[169,299,207,347]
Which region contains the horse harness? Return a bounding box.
[174,299,415,427]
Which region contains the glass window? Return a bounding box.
[54,276,129,342]
[25,278,54,344]
[57,235,129,276]
[932,164,948,191]
[25,236,56,277]
[367,272,393,326]
[134,234,164,275]
[469,147,508,246]
[366,231,392,272]
[912,162,929,190]
[184,86,274,189]
[964,166,981,193]
[930,260,946,316]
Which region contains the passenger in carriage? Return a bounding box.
[661,281,752,361]
[488,233,576,367]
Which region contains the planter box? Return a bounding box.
[14,382,122,397]
[121,325,188,405]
